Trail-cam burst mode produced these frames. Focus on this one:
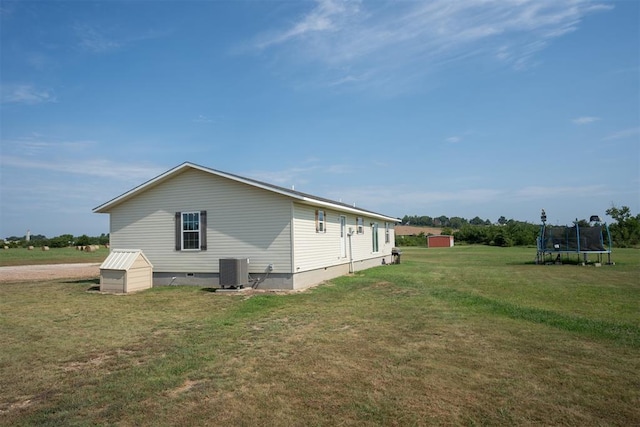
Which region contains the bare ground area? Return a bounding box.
[0,263,100,283]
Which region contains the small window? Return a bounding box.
[385,222,390,244]
[356,217,364,234]
[316,210,326,233]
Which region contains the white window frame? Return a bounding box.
[356,217,364,234]
[181,211,201,251]
[385,222,390,244]
[371,222,379,253]
[316,210,326,233]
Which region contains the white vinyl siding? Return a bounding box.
[109,168,292,273]
[292,204,396,272]
[292,204,340,272]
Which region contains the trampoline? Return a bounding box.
[535,211,613,265]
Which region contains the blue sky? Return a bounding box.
[1,0,638,238]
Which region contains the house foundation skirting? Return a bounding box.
[152,255,392,290]
[291,255,392,289]
[153,272,294,289]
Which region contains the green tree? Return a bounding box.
[449,217,467,229]
[454,225,490,244]
[441,227,453,236]
[606,205,640,247]
[49,234,74,248]
[491,231,513,247]
[469,216,485,226]
[434,215,449,227]
[504,222,538,246]
[75,234,91,246]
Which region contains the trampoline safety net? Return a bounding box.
[539,225,606,252]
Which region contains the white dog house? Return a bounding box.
[100,249,153,293]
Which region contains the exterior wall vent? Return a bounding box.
[219,258,249,288]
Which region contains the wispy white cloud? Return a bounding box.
[251,0,613,90]
[1,84,56,104]
[446,136,461,143]
[246,166,321,187]
[0,133,161,181]
[328,186,505,212]
[3,134,98,156]
[247,162,352,188]
[1,155,164,182]
[0,3,15,17]
[328,73,369,87]
[572,116,600,125]
[255,0,362,49]
[192,115,213,123]
[513,185,608,199]
[75,24,121,53]
[611,65,640,75]
[602,127,640,141]
[74,23,169,54]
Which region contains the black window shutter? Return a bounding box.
[200,210,207,250]
[175,212,181,251]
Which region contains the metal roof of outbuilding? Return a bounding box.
[100,249,153,271]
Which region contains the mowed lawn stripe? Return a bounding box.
[431,288,640,347]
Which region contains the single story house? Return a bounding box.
[93,162,400,290]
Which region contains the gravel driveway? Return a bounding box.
[0,263,101,283]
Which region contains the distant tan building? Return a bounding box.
[395,225,442,236]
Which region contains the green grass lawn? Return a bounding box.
[1,246,638,426]
[0,247,108,266]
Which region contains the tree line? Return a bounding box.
[2,233,109,248]
[2,206,637,249]
[399,205,640,248]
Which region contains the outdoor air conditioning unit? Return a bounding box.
[219,258,249,289]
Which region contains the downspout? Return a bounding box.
[348,229,354,273]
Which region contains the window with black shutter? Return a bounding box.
[175,210,207,251]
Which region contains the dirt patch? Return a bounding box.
[0,263,100,283]
[167,379,205,397]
